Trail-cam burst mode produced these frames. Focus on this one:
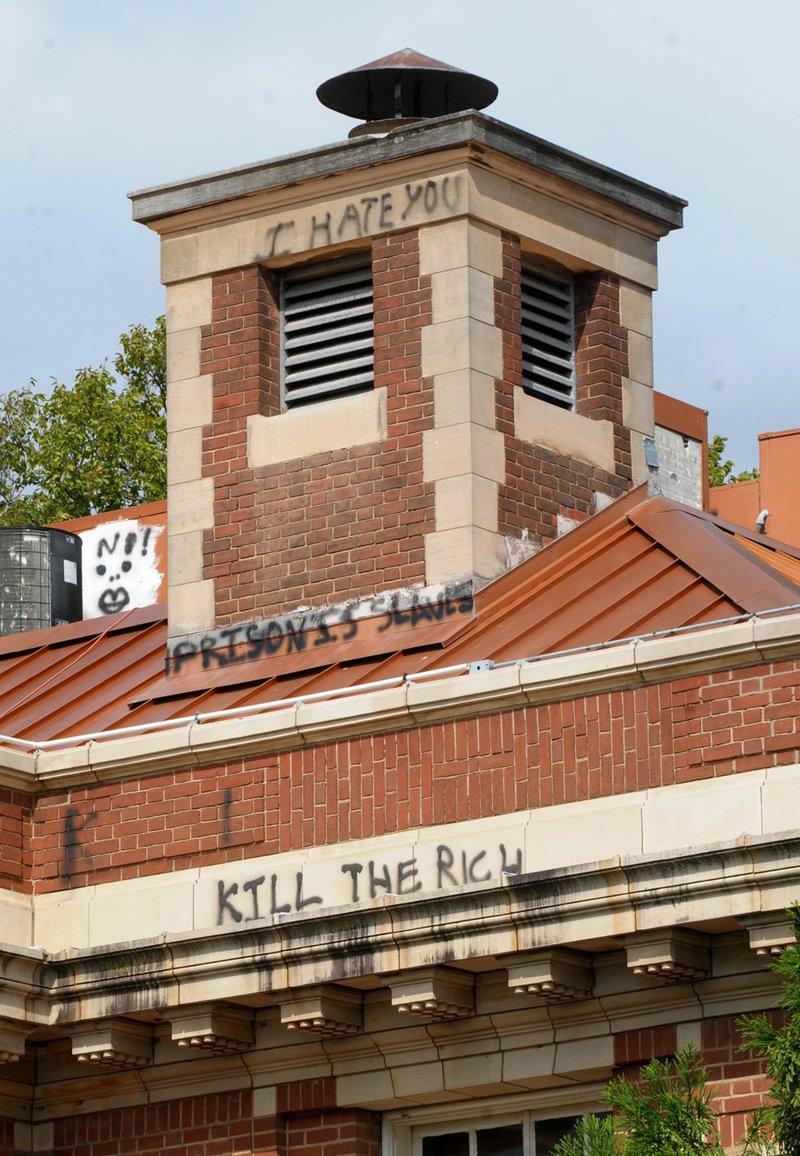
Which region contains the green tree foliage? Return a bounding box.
[739,903,800,1156]
[550,1112,618,1156]
[0,317,165,525]
[606,1045,724,1156]
[708,433,759,489]
[552,1046,724,1156]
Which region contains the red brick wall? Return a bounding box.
[613,1025,678,1066]
[575,270,633,486]
[0,788,31,893]
[200,265,281,626]
[495,235,630,544]
[199,233,434,628]
[703,1013,776,1152]
[193,232,635,629]
[27,656,800,891]
[50,1091,256,1155]
[38,1086,379,1156]
[613,1016,775,1153]
[284,1110,381,1156]
[30,763,265,891]
[277,1078,337,1115]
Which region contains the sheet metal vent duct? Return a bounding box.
[317,48,498,138]
[0,527,82,636]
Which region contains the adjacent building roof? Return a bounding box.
[710,427,800,549]
[2,488,799,747]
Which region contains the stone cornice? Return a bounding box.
[0,833,794,1028]
[0,836,791,1123]
[129,111,685,232]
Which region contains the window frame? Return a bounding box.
[419,1116,530,1156]
[384,1088,608,1156]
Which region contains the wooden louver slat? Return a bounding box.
[520,268,576,409]
[282,266,374,406]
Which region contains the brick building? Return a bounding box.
[709,426,800,548]
[1,50,800,1155]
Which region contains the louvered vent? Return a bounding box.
[521,268,576,410]
[282,265,373,407]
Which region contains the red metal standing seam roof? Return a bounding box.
[2,488,800,746]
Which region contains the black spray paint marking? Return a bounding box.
[217,841,522,924]
[94,526,157,615]
[217,873,323,925]
[167,587,473,676]
[263,175,463,257]
[62,807,98,876]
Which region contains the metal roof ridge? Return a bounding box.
[628,499,800,612]
[474,485,649,604]
[678,500,800,561]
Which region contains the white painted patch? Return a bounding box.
[556,513,581,536]
[80,519,163,618]
[651,427,704,509]
[592,490,615,512]
[505,530,540,570]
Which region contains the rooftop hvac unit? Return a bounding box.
[0,527,82,636]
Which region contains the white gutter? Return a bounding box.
[1,607,799,791]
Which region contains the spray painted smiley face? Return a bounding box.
[96,560,132,614]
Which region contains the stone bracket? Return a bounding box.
[386,966,474,1020]
[280,985,362,1037]
[506,949,594,1002]
[0,1019,30,1064]
[742,914,796,959]
[626,929,710,983]
[170,1003,254,1054]
[70,1019,153,1069]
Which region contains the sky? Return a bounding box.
[1,0,798,472]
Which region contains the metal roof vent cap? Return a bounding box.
[317,48,498,139]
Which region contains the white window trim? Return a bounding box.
[384,1086,608,1156]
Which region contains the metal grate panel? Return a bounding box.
[520,268,576,409]
[282,265,374,407]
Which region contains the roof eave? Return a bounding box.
[129,111,686,231]
[4,609,800,792]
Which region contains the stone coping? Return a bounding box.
[129,112,686,229]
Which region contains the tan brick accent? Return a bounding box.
[166,277,216,637]
[419,219,506,585]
